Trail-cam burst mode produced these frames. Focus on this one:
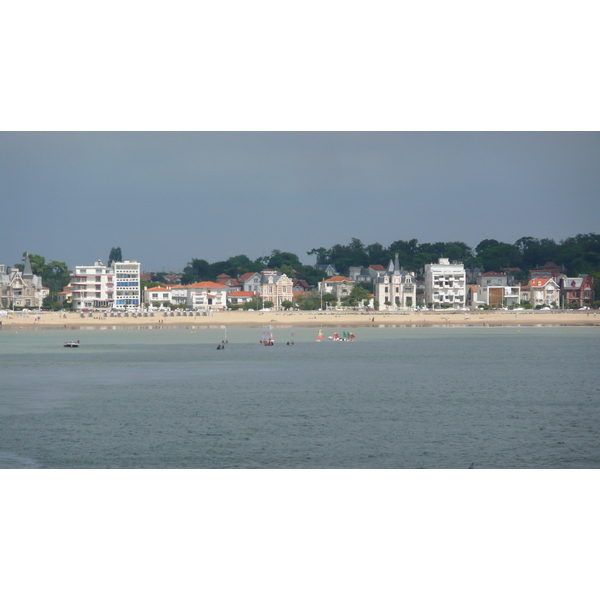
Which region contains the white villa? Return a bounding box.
[373,254,416,309]
[529,278,560,308]
[186,281,229,310]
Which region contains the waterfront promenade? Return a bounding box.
[1,309,598,329]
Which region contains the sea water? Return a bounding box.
[1,324,599,468]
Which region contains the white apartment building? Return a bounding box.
[71,259,114,310]
[114,260,141,309]
[70,259,141,310]
[424,258,467,309]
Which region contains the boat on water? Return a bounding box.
[64,340,80,348]
[316,329,324,342]
[259,325,275,346]
[329,332,356,342]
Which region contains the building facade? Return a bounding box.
[0,256,47,309]
[529,278,560,307]
[70,259,114,310]
[186,281,228,310]
[318,276,356,304]
[559,274,594,308]
[424,258,466,309]
[260,270,294,309]
[373,255,416,309]
[114,260,141,309]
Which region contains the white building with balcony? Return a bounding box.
[424,258,466,309]
[186,281,229,310]
[70,259,114,310]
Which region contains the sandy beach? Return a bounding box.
[1,309,599,329]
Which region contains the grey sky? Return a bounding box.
[1,131,599,273]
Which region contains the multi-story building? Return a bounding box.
[70,259,140,310]
[260,270,294,309]
[373,254,416,309]
[71,259,114,310]
[424,258,466,309]
[114,260,141,310]
[0,256,47,309]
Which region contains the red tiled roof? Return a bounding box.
[187,281,228,289]
[324,276,354,282]
[238,272,259,282]
[530,278,552,287]
[228,291,257,297]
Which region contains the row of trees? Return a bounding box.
[178,233,600,286]
[181,250,326,287]
[308,234,600,277]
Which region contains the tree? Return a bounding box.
[322,293,338,307]
[307,247,329,264]
[108,247,122,266]
[475,240,522,272]
[295,290,321,310]
[181,258,211,284]
[281,300,293,310]
[343,285,371,307]
[267,250,302,271]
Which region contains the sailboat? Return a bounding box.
[316,329,324,342]
[260,325,275,346]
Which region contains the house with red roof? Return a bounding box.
[144,286,173,307]
[530,278,560,307]
[186,281,229,310]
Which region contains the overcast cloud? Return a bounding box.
[1,131,599,272]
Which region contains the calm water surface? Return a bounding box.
[1,325,599,468]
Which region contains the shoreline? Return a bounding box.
[1,309,599,330]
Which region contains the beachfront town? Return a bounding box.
[0,253,595,313]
